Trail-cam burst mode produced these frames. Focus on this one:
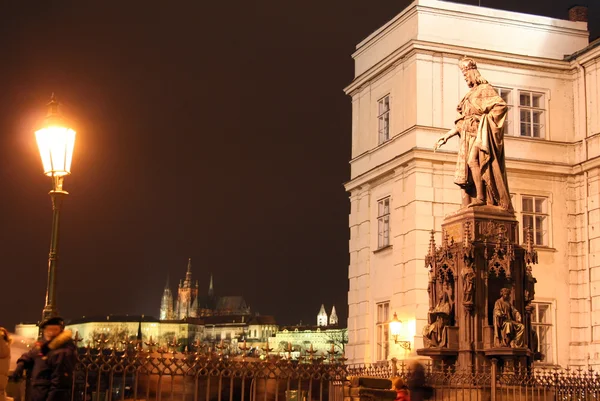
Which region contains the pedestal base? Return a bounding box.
[442,205,518,244]
[485,348,531,371]
[416,348,458,369]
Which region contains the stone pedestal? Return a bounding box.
[417,205,539,371]
[416,347,458,370]
[485,348,531,371]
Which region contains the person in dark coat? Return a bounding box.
[407,360,433,401]
[10,317,76,401]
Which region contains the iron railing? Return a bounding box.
[62,345,344,401]
[13,346,600,401]
[348,359,600,401]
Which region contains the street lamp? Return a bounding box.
[390,312,411,351]
[36,94,76,322]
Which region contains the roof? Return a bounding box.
[159,317,205,325]
[195,295,217,310]
[566,37,600,61]
[202,314,250,325]
[216,296,248,312]
[279,324,345,332]
[67,315,159,325]
[248,315,277,325]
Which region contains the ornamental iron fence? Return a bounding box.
[12,343,600,401]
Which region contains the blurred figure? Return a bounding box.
[407,360,434,401]
[0,327,13,401]
[392,376,410,401]
[10,317,76,401]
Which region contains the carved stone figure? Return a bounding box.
[427,268,436,311]
[524,266,536,305]
[434,57,512,211]
[493,288,525,348]
[423,292,453,348]
[461,265,475,305]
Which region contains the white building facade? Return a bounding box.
[344,0,600,367]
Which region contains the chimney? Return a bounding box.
[568,5,588,22]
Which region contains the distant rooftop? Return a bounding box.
[67,315,159,325]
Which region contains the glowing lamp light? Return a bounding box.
[35,126,76,177]
[390,312,402,338]
[389,312,411,351]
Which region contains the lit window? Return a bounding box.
[376,302,390,361]
[377,198,390,249]
[531,302,554,364]
[378,96,390,144]
[522,196,548,246]
[519,91,545,138]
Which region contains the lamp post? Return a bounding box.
[36,94,76,322]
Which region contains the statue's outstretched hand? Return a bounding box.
[434,136,447,152]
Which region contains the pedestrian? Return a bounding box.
[407,360,434,401]
[0,327,12,401]
[392,377,410,401]
[10,317,76,401]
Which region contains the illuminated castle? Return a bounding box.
[159,258,250,321]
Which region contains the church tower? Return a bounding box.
[329,305,338,326]
[159,275,174,320]
[317,304,328,327]
[175,258,199,319]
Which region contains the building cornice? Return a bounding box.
[352,0,586,60]
[345,146,600,193]
[344,41,575,96]
[414,3,587,38]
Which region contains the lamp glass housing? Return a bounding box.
[35,125,76,177]
[389,313,402,338]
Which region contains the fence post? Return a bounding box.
[392,358,398,377]
[490,358,498,401]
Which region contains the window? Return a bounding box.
[493,87,546,139]
[531,302,554,364]
[519,91,545,138]
[496,88,513,135]
[377,198,390,248]
[378,96,390,144]
[376,302,390,361]
[522,196,548,246]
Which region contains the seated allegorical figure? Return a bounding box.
[493,288,525,348]
[423,292,453,348]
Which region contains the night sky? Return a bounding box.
[0,1,597,331]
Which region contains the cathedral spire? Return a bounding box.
[208,274,214,297]
[317,304,328,327]
[184,257,192,287]
[329,305,338,326]
[160,274,174,321]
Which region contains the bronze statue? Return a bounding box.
[423,292,453,348]
[493,288,524,348]
[434,57,512,211]
[461,265,475,305]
